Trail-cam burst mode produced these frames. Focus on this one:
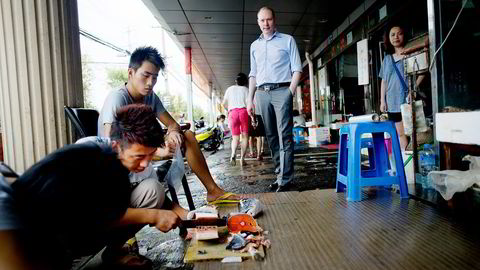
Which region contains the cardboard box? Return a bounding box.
[308,140,329,146]
[309,127,329,137]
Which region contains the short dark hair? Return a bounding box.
[293,110,300,117]
[129,46,165,71]
[216,114,226,122]
[235,73,248,86]
[383,24,407,55]
[258,6,275,19]
[110,104,165,149]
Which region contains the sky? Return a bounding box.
[77,0,211,113]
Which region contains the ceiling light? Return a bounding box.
[317,18,328,23]
[303,39,311,43]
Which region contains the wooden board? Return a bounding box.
[184,229,265,263]
[184,201,265,263]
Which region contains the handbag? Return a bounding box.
[390,55,428,136]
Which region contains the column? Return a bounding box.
[209,82,214,126]
[184,47,194,131]
[306,52,317,124]
[0,0,83,173]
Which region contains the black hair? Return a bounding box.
[235,73,248,86]
[293,110,300,117]
[129,46,165,71]
[110,104,165,149]
[383,23,408,55]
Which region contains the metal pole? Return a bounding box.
[161,29,169,94]
[185,47,194,131]
[306,52,317,124]
[427,0,441,165]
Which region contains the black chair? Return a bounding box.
[0,162,19,181]
[64,106,99,138]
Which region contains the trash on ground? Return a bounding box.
[429,155,480,200]
[221,256,243,263]
[240,198,265,217]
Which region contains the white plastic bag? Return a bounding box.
[400,100,428,135]
[240,198,265,217]
[164,145,185,191]
[429,155,480,200]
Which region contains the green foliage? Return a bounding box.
[157,89,207,123]
[81,55,95,108]
[193,106,207,122]
[107,68,128,89]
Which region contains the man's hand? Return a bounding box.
[247,99,255,118]
[152,210,181,232]
[289,87,295,97]
[155,141,175,160]
[166,129,184,148]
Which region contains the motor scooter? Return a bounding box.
[194,121,221,152]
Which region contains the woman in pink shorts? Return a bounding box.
[222,73,250,166]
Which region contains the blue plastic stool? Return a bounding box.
[293,127,306,144]
[336,121,408,201]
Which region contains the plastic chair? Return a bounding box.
[336,121,408,201]
[64,106,99,138]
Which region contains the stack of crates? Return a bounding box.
[308,127,330,146]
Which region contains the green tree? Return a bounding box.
[106,68,128,89]
[156,89,207,123]
[193,106,207,122]
[81,55,94,108]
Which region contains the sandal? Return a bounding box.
[248,153,256,158]
[208,192,241,205]
[230,156,236,166]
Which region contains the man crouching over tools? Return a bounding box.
[0,104,187,270]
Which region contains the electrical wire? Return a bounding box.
[429,0,468,71]
[79,29,131,56]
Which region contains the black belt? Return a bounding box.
[257,82,290,91]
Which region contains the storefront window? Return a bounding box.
[435,0,480,111]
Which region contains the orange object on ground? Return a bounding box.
[227,214,257,233]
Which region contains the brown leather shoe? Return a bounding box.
[269,181,279,190]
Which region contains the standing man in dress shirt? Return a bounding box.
[247,6,302,192]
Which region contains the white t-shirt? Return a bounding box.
[293,115,306,127]
[223,85,248,110]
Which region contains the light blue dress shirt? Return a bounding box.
[249,32,302,87]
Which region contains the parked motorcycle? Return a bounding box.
[194,122,221,152]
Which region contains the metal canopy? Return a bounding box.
[143,0,360,95]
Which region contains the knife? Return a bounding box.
[180,217,228,228]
